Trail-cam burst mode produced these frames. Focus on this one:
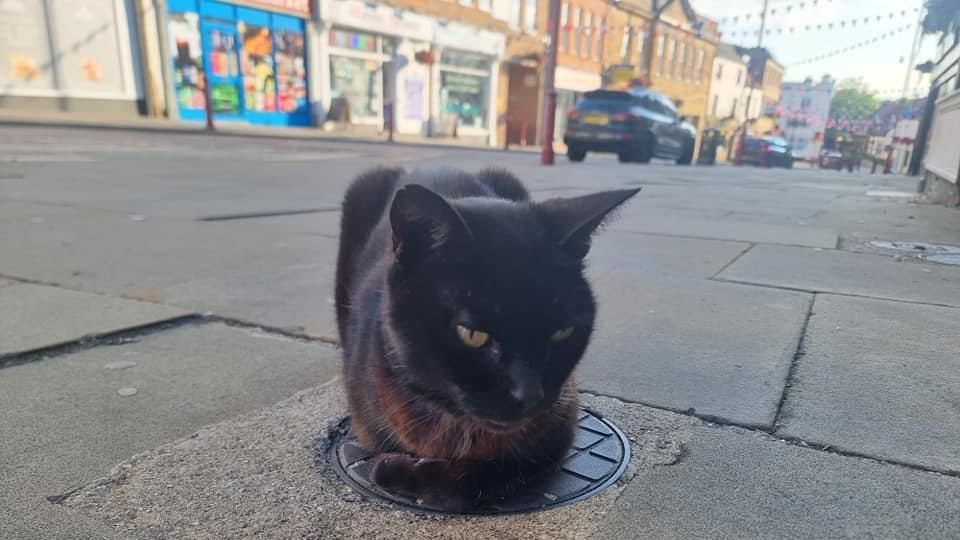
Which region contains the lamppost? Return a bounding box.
[734,53,753,165]
[734,0,768,165]
[540,0,561,165]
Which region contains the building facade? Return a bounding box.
[551,0,631,143]
[166,0,313,126]
[735,45,783,135]
[777,76,835,161]
[707,43,761,125]
[917,17,959,204]
[706,42,760,161]
[317,0,541,146]
[613,0,717,148]
[0,0,144,117]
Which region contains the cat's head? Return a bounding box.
[385,178,639,428]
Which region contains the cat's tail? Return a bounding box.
[336,167,404,341]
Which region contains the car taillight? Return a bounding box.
[611,112,630,122]
[761,144,771,153]
[567,109,579,120]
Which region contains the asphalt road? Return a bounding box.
[2,125,960,539]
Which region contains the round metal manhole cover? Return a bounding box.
[328,408,630,515]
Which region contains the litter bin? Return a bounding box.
[698,128,721,165]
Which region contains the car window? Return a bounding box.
[631,95,661,114]
[577,98,630,114]
[656,95,677,119]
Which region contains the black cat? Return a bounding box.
[335,167,639,508]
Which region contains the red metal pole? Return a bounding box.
[202,71,215,132]
[540,0,561,165]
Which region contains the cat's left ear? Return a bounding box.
[537,188,641,259]
[390,184,472,267]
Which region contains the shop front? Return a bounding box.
[0,0,141,115]
[319,0,434,132]
[433,22,504,144]
[554,65,602,143]
[167,0,310,126]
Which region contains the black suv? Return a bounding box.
[563,88,696,164]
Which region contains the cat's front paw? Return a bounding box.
[370,453,421,494]
[370,453,462,507]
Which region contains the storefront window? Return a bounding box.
[166,1,309,126]
[169,12,205,111]
[274,29,307,113]
[440,71,486,129]
[440,50,489,70]
[208,27,241,114]
[330,55,380,119]
[0,0,56,90]
[238,21,276,112]
[49,0,126,93]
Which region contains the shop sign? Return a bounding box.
[434,21,504,57]
[555,65,601,92]
[325,0,433,42]
[234,0,310,17]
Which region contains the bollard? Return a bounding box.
[504,117,511,150]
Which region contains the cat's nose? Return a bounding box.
[510,381,544,414]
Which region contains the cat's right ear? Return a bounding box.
[390,184,472,267]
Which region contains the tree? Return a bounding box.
[829,79,879,121]
[921,0,960,35]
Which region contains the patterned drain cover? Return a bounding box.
[328,408,630,515]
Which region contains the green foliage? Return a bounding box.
[829,81,879,121]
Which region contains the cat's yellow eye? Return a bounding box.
[551,327,575,342]
[456,325,490,348]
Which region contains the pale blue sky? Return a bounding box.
[689,0,937,98]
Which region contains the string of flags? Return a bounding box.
[720,8,922,38]
[789,24,913,66]
[715,0,833,25]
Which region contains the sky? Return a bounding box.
[689,0,938,99]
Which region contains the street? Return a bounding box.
[2,125,960,539]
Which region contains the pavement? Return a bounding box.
[2,124,960,539]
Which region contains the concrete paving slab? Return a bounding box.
[0,283,190,356]
[589,232,749,280]
[60,384,960,539]
[0,323,341,539]
[0,278,14,288]
[578,275,811,428]
[595,425,960,539]
[777,294,960,473]
[60,386,697,540]
[611,213,839,248]
[163,262,337,340]
[717,244,960,307]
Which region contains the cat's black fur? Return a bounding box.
[335,167,638,507]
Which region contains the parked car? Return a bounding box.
[740,135,794,169]
[563,88,696,165]
[818,149,843,169]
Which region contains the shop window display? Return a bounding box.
[440,71,486,129]
[330,55,380,120]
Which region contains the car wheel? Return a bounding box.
[567,147,586,162]
[676,139,694,165]
[617,149,633,163]
[634,141,653,163]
